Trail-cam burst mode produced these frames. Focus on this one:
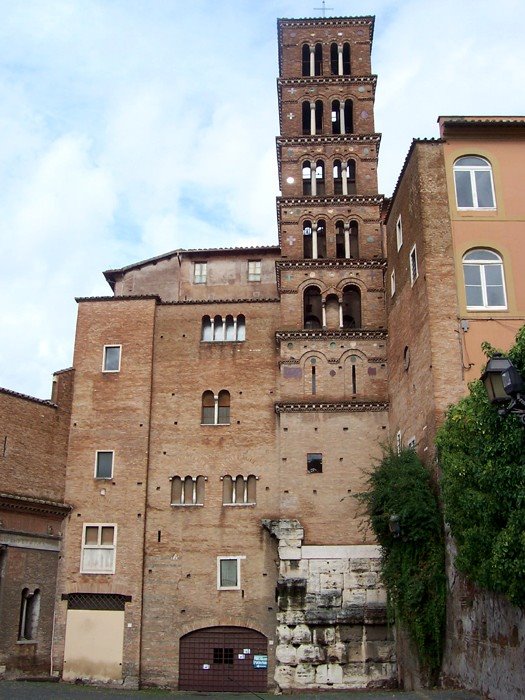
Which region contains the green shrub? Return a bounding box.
[436,326,525,607]
[357,447,446,675]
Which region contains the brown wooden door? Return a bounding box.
[179,626,268,691]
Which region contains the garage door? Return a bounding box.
[179,626,268,692]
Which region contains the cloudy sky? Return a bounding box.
[1,0,524,399]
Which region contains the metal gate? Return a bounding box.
[179,626,268,692]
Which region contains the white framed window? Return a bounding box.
[390,269,396,297]
[95,450,114,479]
[463,249,507,310]
[396,431,402,455]
[102,345,121,372]
[194,262,207,284]
[396,215,403,251]
[409,244,418,286]
[217,556,244,590]
[170,475,206,506]
[453,156,495,209]
[201,390,230,425]
[81,524,116,574]
[248,260,261,282]
[222,475,257,506]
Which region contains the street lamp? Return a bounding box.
[481,353,525,425]
[388,514,401,538]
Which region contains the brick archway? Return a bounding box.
[179,625,268,692]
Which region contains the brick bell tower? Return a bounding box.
[270,17,394,692]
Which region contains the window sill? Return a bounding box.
[200,340,245,344]
[217,586,241,591]
[17,640,37,645]
[222,503,256,507]
[466,306,507,312]
[170,503,204,507]
[201,423,231,427]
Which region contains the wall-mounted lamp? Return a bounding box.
[388,514,401,538]
[481,353,525,425]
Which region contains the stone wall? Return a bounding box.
[263,519,396,691]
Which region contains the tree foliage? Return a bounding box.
[357,447,446,676]
[436,325,525,607]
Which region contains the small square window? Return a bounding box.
[217,556,243,590]
[248,260,261,282]
[410,244,418,286]
[95,451,114,479]
[194,262,207,284]
[396,215,403,251]
[103,345,121,372]
[307,453,323,473]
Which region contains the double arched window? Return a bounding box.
[201,390,230,425]
[330,42,351,75]
[301,43,323,76]
[453,156,495,209]
[463,249,506,309]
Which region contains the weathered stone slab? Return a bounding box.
[297,643,325,664]
[276,644,297,665]
[291,623,311,644]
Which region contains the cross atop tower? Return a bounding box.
[314,0,334,16]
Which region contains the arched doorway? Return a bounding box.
[179,626,268,691]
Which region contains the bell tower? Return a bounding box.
[274,16,388,542]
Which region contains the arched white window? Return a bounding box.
[201,315,213,341]
[454,156,495,209]
[463,249,506,309]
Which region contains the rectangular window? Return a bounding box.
[194,262,207,284]
[390,269,396,297]
[248,260,261,282]
[81,524,116,574]
[396,215,403,251]
[102,345,121,372]
[410,244,418,285]
[217,556,243,590]
[95,451,114,479]
[307,452,323,473]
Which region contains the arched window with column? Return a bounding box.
[462,249,506,309]
[316,219,326,258]
[336,221,345,258]
[314,100,323,134]
[349,220,359,258]
[335,221,359,259]
[303,286,322,329]
[333,160,343,194]
[346,159,356,194]
[303,220,313,258]
[331,100,341,134]
[325,293,340,329]
[330,43,338,74]
[342,285,362,328]
[201,390,230,425]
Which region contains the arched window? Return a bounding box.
[302,161,312,195]
[314,43,323,75]
[347,159,356,194]
[303,286,322,329]
[335,221,359,259]
[201,390,230,425]
[302,44,310,76]
[201,391,215,424]
[454,156,495,209]
[342,43,351,74]
[331,100,340,135]
[314,100,323,134]
[302,101,311,135]
[325,293,339,329]
[225,315,235,341]
[213,314,224,341]
[237,314,246,341]
[218,390,230,424]
[350,220,359,258]
[463,249,506,309]
[342,285,361,328]
[344,100,353,133]
[316,219,326,258]
[18,588,40,641]
[335,221,345,258]
[303,220,313,258]
[201,315,212,341]
[222,475,257,505]
[333,160,343,194]
[330,43,338,74]
[315,160,325,195]
[171,475,206,506]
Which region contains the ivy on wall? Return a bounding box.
[437,326,525,607]
[357,447,446,676]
